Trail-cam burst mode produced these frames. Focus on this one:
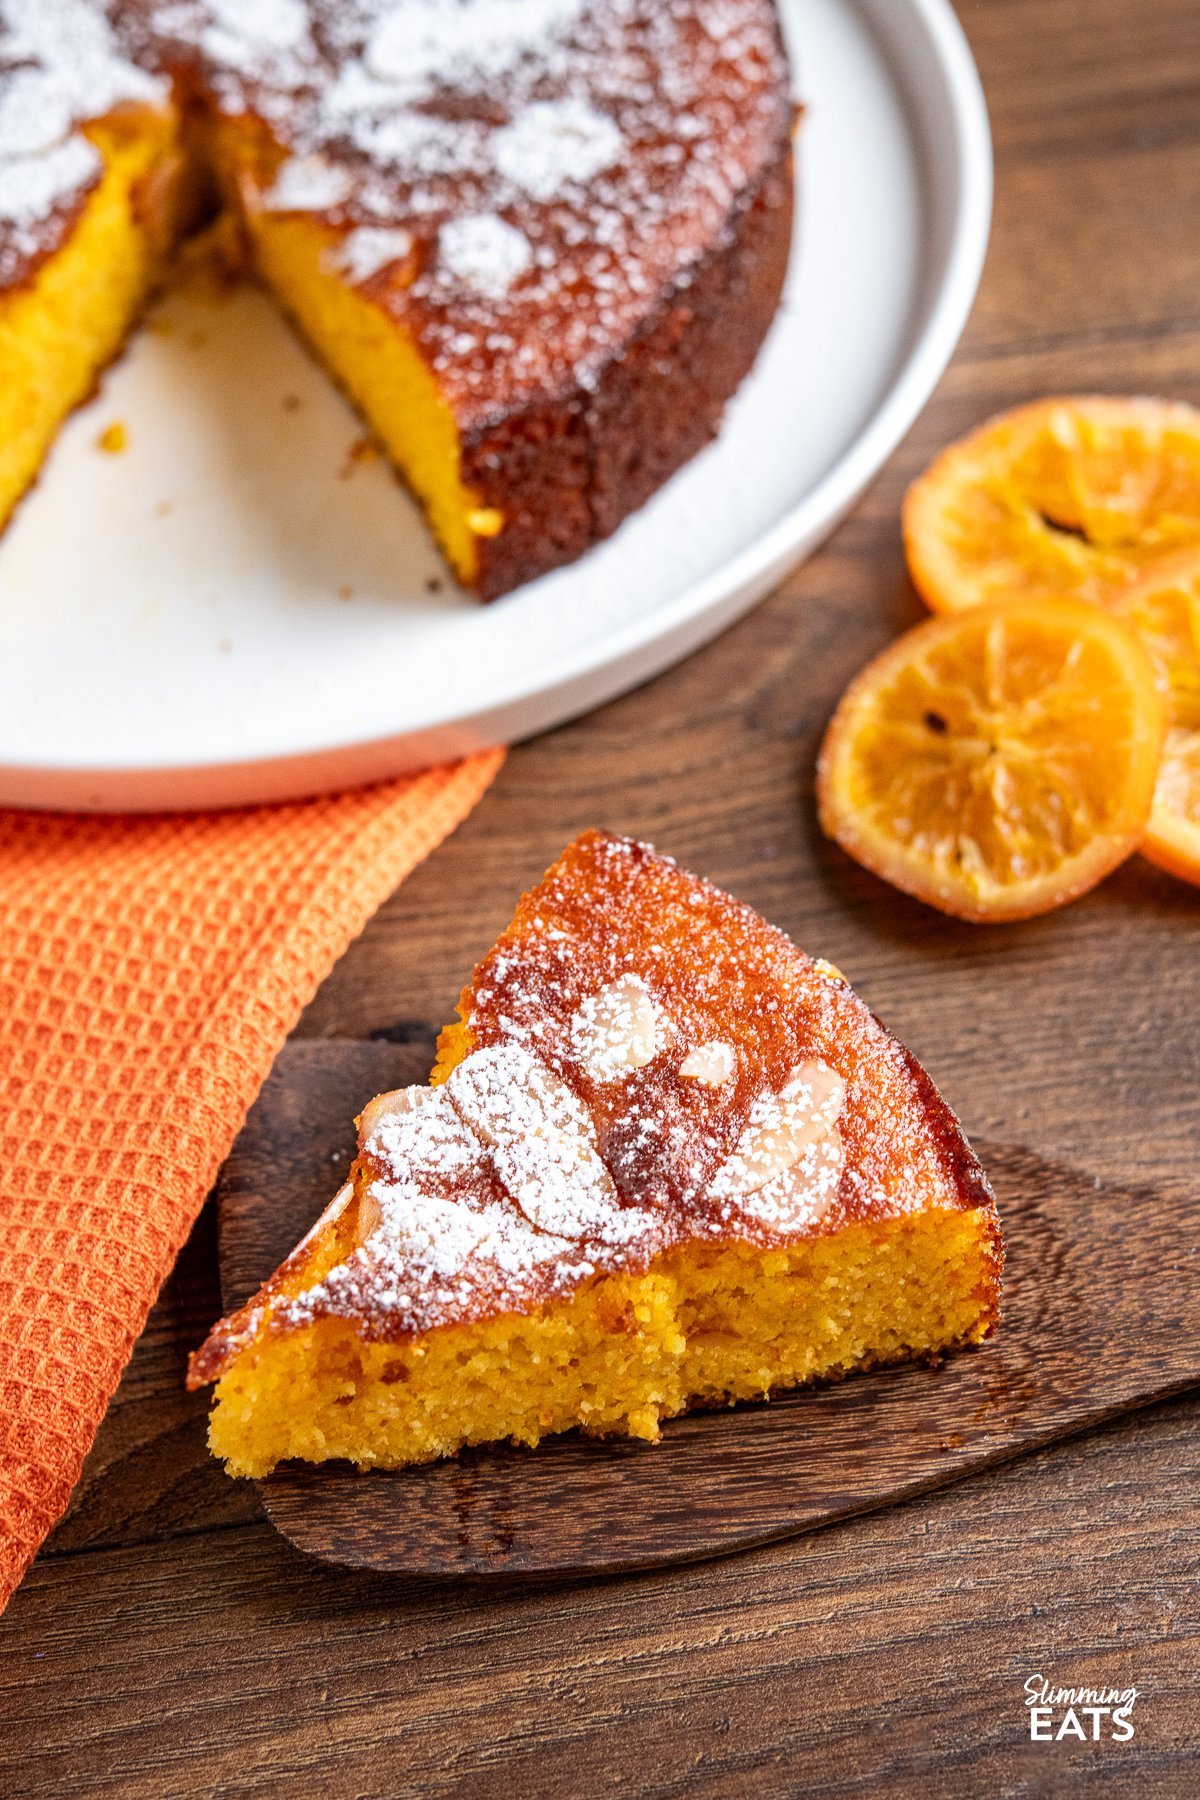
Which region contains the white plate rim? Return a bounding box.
[1,0,992,812]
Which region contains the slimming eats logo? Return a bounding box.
[1025,1674,1139,1742]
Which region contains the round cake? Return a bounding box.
[0,1,795,599]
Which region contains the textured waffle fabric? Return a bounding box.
[0,751,503,1609]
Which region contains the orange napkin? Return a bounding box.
[0,750,503,1610]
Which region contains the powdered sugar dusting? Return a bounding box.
[286,1050,653,1334]
[204,0,307,53]
[1,0,164,118]
[492,97,622,203]
[2,0,791,433]
[364,1083,481,1183]
[437,213,532,298]
[184,0,318,94]
[711,1061,846,1201]
[679,1040,735,1086]
[263,153,354,212]
[0,137,98,234]
[448,1044,646,1243]
[364,0,587,97]
[570,974,662,1082]
[293,0,790,416]
[0,69,76,159]
[286,1031,849,1339]
[0,0,166,281]
[734,1129,844,1232]
[282,1025,849,1338]
[324,222,413,283]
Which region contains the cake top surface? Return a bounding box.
[1,2,791,421]
[207,0,793,418]
[193,832,994,1376]
[0,0,164,283]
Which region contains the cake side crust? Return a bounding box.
[465,134,796,600]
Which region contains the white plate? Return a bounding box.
[0,0,991,812]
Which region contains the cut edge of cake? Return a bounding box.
[0,99,190,536]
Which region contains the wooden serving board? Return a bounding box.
[217,1040,1200,1579]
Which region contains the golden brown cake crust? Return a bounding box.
[463,138,794,599]
[458,832,998,1232]
[191,832,1001,1387]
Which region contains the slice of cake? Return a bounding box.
[190,832,1002,1478]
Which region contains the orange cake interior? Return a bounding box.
[190,831,1003,1478]
[0,99,189,538]
[0,83,488,577]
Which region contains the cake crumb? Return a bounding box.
[96,422,127,455]
[340,436,377,478]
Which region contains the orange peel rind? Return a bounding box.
[903,396,1200,616]
[817,596,1167,923]
[1110,548,1200,885]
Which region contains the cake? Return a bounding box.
[0,1,795,599]
[189,831,1003,1477]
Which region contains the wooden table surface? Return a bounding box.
[6,2,1200,1792]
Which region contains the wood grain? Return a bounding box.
[8,1398,1200,1800]
[5,3,1200,1791]
[214,1049,1200,1577]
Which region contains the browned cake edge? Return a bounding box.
[463,133,796,600]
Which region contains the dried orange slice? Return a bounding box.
[904,397,1200,614]
[1110,549,1200,884]
[817,597,1166,922]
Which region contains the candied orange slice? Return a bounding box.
[816,598,1166,922]
[904,397,1200,614]
[1110,549,1200,884]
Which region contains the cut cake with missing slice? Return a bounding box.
[190,832,1003,1477]
[1,2,794,600]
